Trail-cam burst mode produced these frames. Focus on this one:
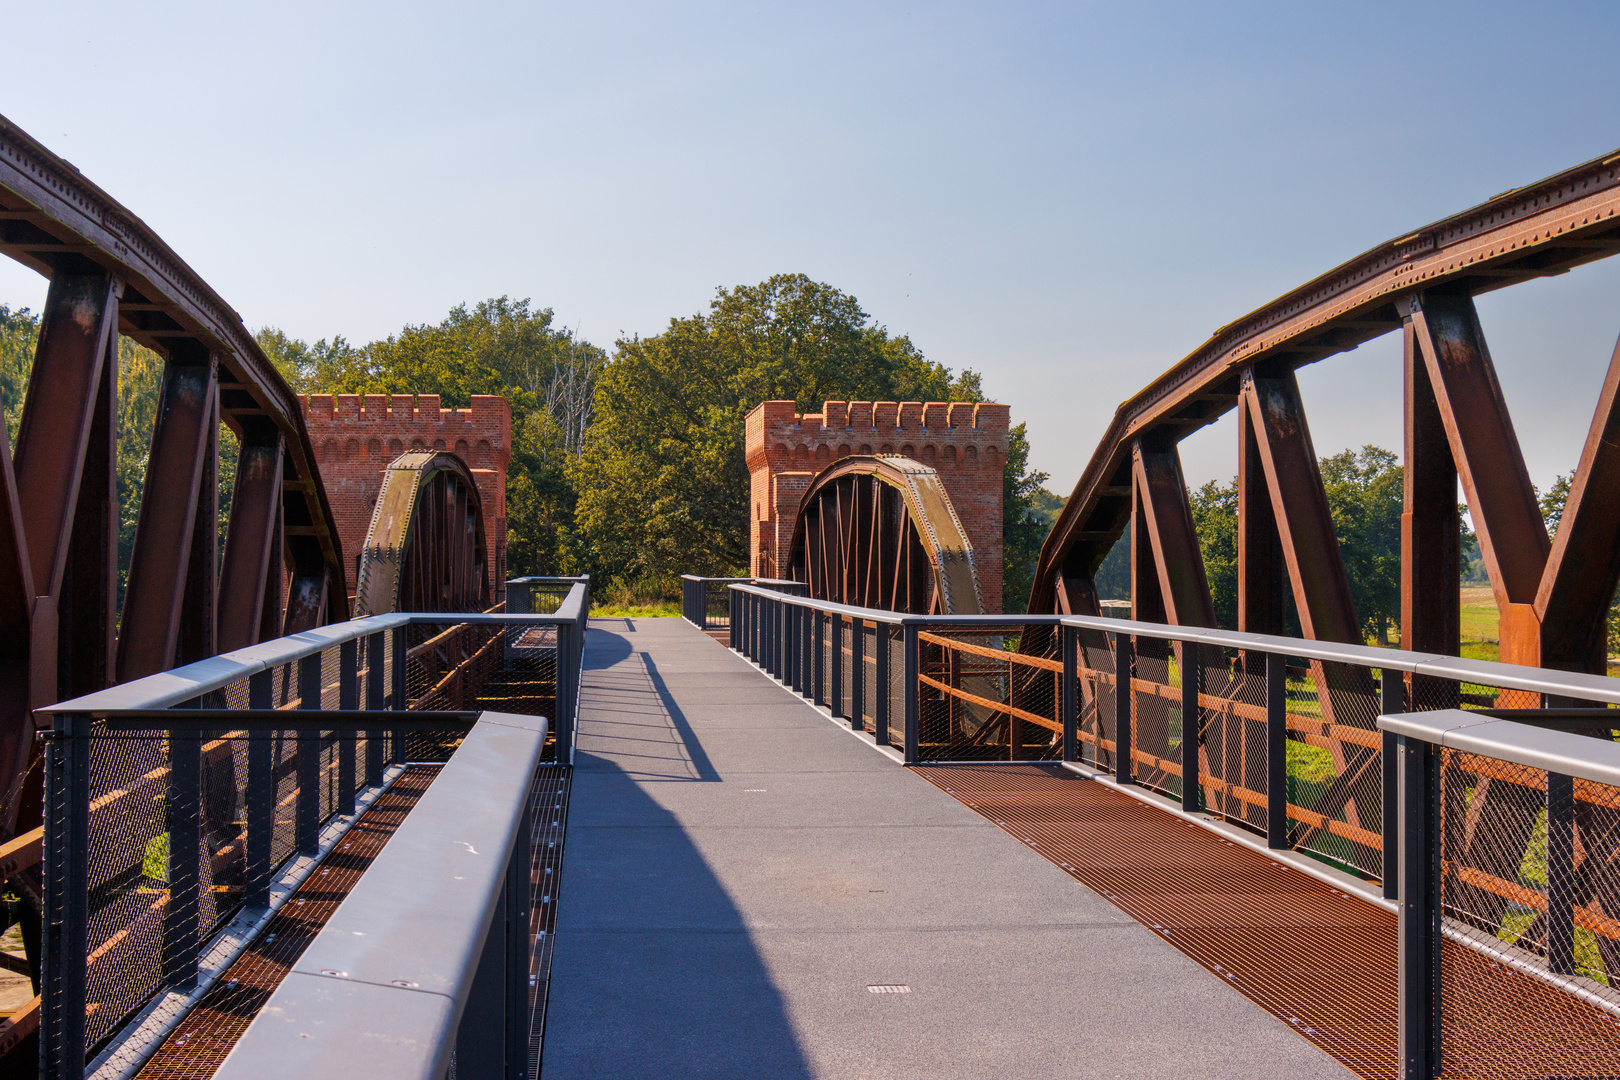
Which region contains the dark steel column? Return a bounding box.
[297,654,322,855]
[812,610,825,706]
[391,625,409,763]
[1397,735,1441,1080]
[365,632,386,786]
[1061,625,1078,763]
[338,639,359,816]
[1547,771,1576,975]
[1266,652,1288,848]
[245,670,274,907]
[42,712,90,1080]
[1381,670,1406,899]
[1114,633,1133,785]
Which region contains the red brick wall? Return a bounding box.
[744,399,1008,612]
[300,393,512,602]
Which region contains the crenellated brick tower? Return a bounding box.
[300,393,512,601]
[744,400,1009,612]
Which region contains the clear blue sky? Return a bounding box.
[3,0,1618,497]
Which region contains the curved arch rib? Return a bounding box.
[787,455,983,615]
[354,452,490,615]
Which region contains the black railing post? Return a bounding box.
[1181,640,1200,813]
[1396,733,1441,1080]
[730,588,741,651]
[246,670,274,906]
[1381,668,1405,898]
[1266,651,1288,849]
[1061,624,1078,763]
[903,622,920,765]
[392,625,409,763]
[297,653,322,855]
[165,712,203,989]
[365,632,386,786]
[850,618,865,732]
[1114,633,1133,786]
[42,711,90,1080]
[338,638,359,817]
[1547,770,1576,975]
[556,620,576,765]
[875,622,891,747]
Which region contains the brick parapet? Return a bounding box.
[299,393,512,600]
[743,399,1008,612]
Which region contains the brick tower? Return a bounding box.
[300,393,512,602]
[744,400,1009,612]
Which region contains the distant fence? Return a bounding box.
[725,581,1620,1080]
[679,576,804,631]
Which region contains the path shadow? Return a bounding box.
[542,751,814,1078]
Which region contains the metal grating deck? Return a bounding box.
[917,763,1620,1080]
[129,767,440,1080]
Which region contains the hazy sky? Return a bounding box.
[3,0,1618,498]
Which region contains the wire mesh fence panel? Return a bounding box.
[82,722,170,1053]
[1274,659,1384,880]
[914,626,1058,762]
[1130,636,1178,798]
[1199,645,1269,834]
[1436,746,1620,1077]
[704,582,732,627]
[1076,627,1116,772]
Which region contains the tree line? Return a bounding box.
[1,274,1055,610]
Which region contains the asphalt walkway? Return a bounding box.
[541,617,1354,1079]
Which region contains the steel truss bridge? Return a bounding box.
[2,106,1620,1080]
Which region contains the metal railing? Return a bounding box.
[679,576,803,631]
[36,579,588,1080]
[1380,710,1620,1080]
[728,581,1620,1079]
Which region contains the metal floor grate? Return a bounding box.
[917,764,1620,1080]
[527,765,571,1077]
[129,767,440,1080]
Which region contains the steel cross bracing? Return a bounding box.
[1031,144,1620,683]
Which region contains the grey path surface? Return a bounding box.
[542,617,1354,1080]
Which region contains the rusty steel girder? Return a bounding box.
[0,115,348,835]
[787,455,983,615]
[1032,144,1620,679]
[354,451,490,616]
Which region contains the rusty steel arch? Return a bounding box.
[1031,144,1620,680]
[786,455,984,615]
[354,452,490,616]
[0,116,350,885]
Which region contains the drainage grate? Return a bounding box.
[866,985,911,994]
[916,763,1620,1080]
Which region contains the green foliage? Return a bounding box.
[261,299,607,579]
[1184,445,1402,642]
[1319,446,1403,643]
[1188,479,1238,627]
[572,273,982,590]
[143,832,168,882]
[0,305,38,446]
[1001,423,1051,613]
